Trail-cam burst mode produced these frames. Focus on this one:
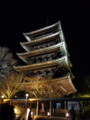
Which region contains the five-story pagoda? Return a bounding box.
[14,21,76,98]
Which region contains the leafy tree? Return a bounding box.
[0,47,17,79]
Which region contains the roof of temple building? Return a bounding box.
[21,31,64,52]
[23,21,61,41]
[17,42,67,64]
[19,74,76,97]
[14,56,69,71]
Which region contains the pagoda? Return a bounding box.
[14,21,76,98]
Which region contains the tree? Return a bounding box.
[0,73,24,98]
[0,47,17,79]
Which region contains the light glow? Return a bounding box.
[47,112,51,117]
[14,106,21,118]
[25,93,29,99]
[65,112,70,117]
[26,108,30,120]
[1,95,5,98]
[31,111,34,118]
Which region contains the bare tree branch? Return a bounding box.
[0,73,24,98]
[0,47,17,79]
[21,76,66,98]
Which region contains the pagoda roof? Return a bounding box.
[20,74,77,96]
[17,42,67,64]
[23,21,61,41]
[20,31,64,52]
[14,56,69,72]
[21,31,63,46]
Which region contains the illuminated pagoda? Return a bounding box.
[14,21,76,98]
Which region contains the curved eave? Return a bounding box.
[17,42,67,58]
[14,56,69,71]
[21,31,61,46]
[67,75,77,93]
[20,73,77,94]
[20,31,65,52]
[23,21,61,37]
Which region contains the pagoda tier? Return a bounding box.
[21,31,64,52]
[20,32,65,51]
[14,56,72,78]
[19,74,76,97]
[15,56,69,71]
[23,21,61,41]
[17,42,67,64]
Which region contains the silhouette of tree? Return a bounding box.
[0,47,17,79]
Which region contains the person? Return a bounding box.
[0,103,16,120]
[69,107,76,120]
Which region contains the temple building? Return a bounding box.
[14,21,76,98]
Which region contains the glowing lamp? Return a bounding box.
[25,93,29,99]
[1,95,4,99]
[65,112,70,118]
[47,112,51,117]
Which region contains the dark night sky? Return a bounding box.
[0,0,90,91]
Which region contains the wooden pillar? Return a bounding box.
[49,101,52,116]
[36,101,39,115]
[64,101,67,109]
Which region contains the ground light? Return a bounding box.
[65,112,70,119]
[47,112,51,117]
